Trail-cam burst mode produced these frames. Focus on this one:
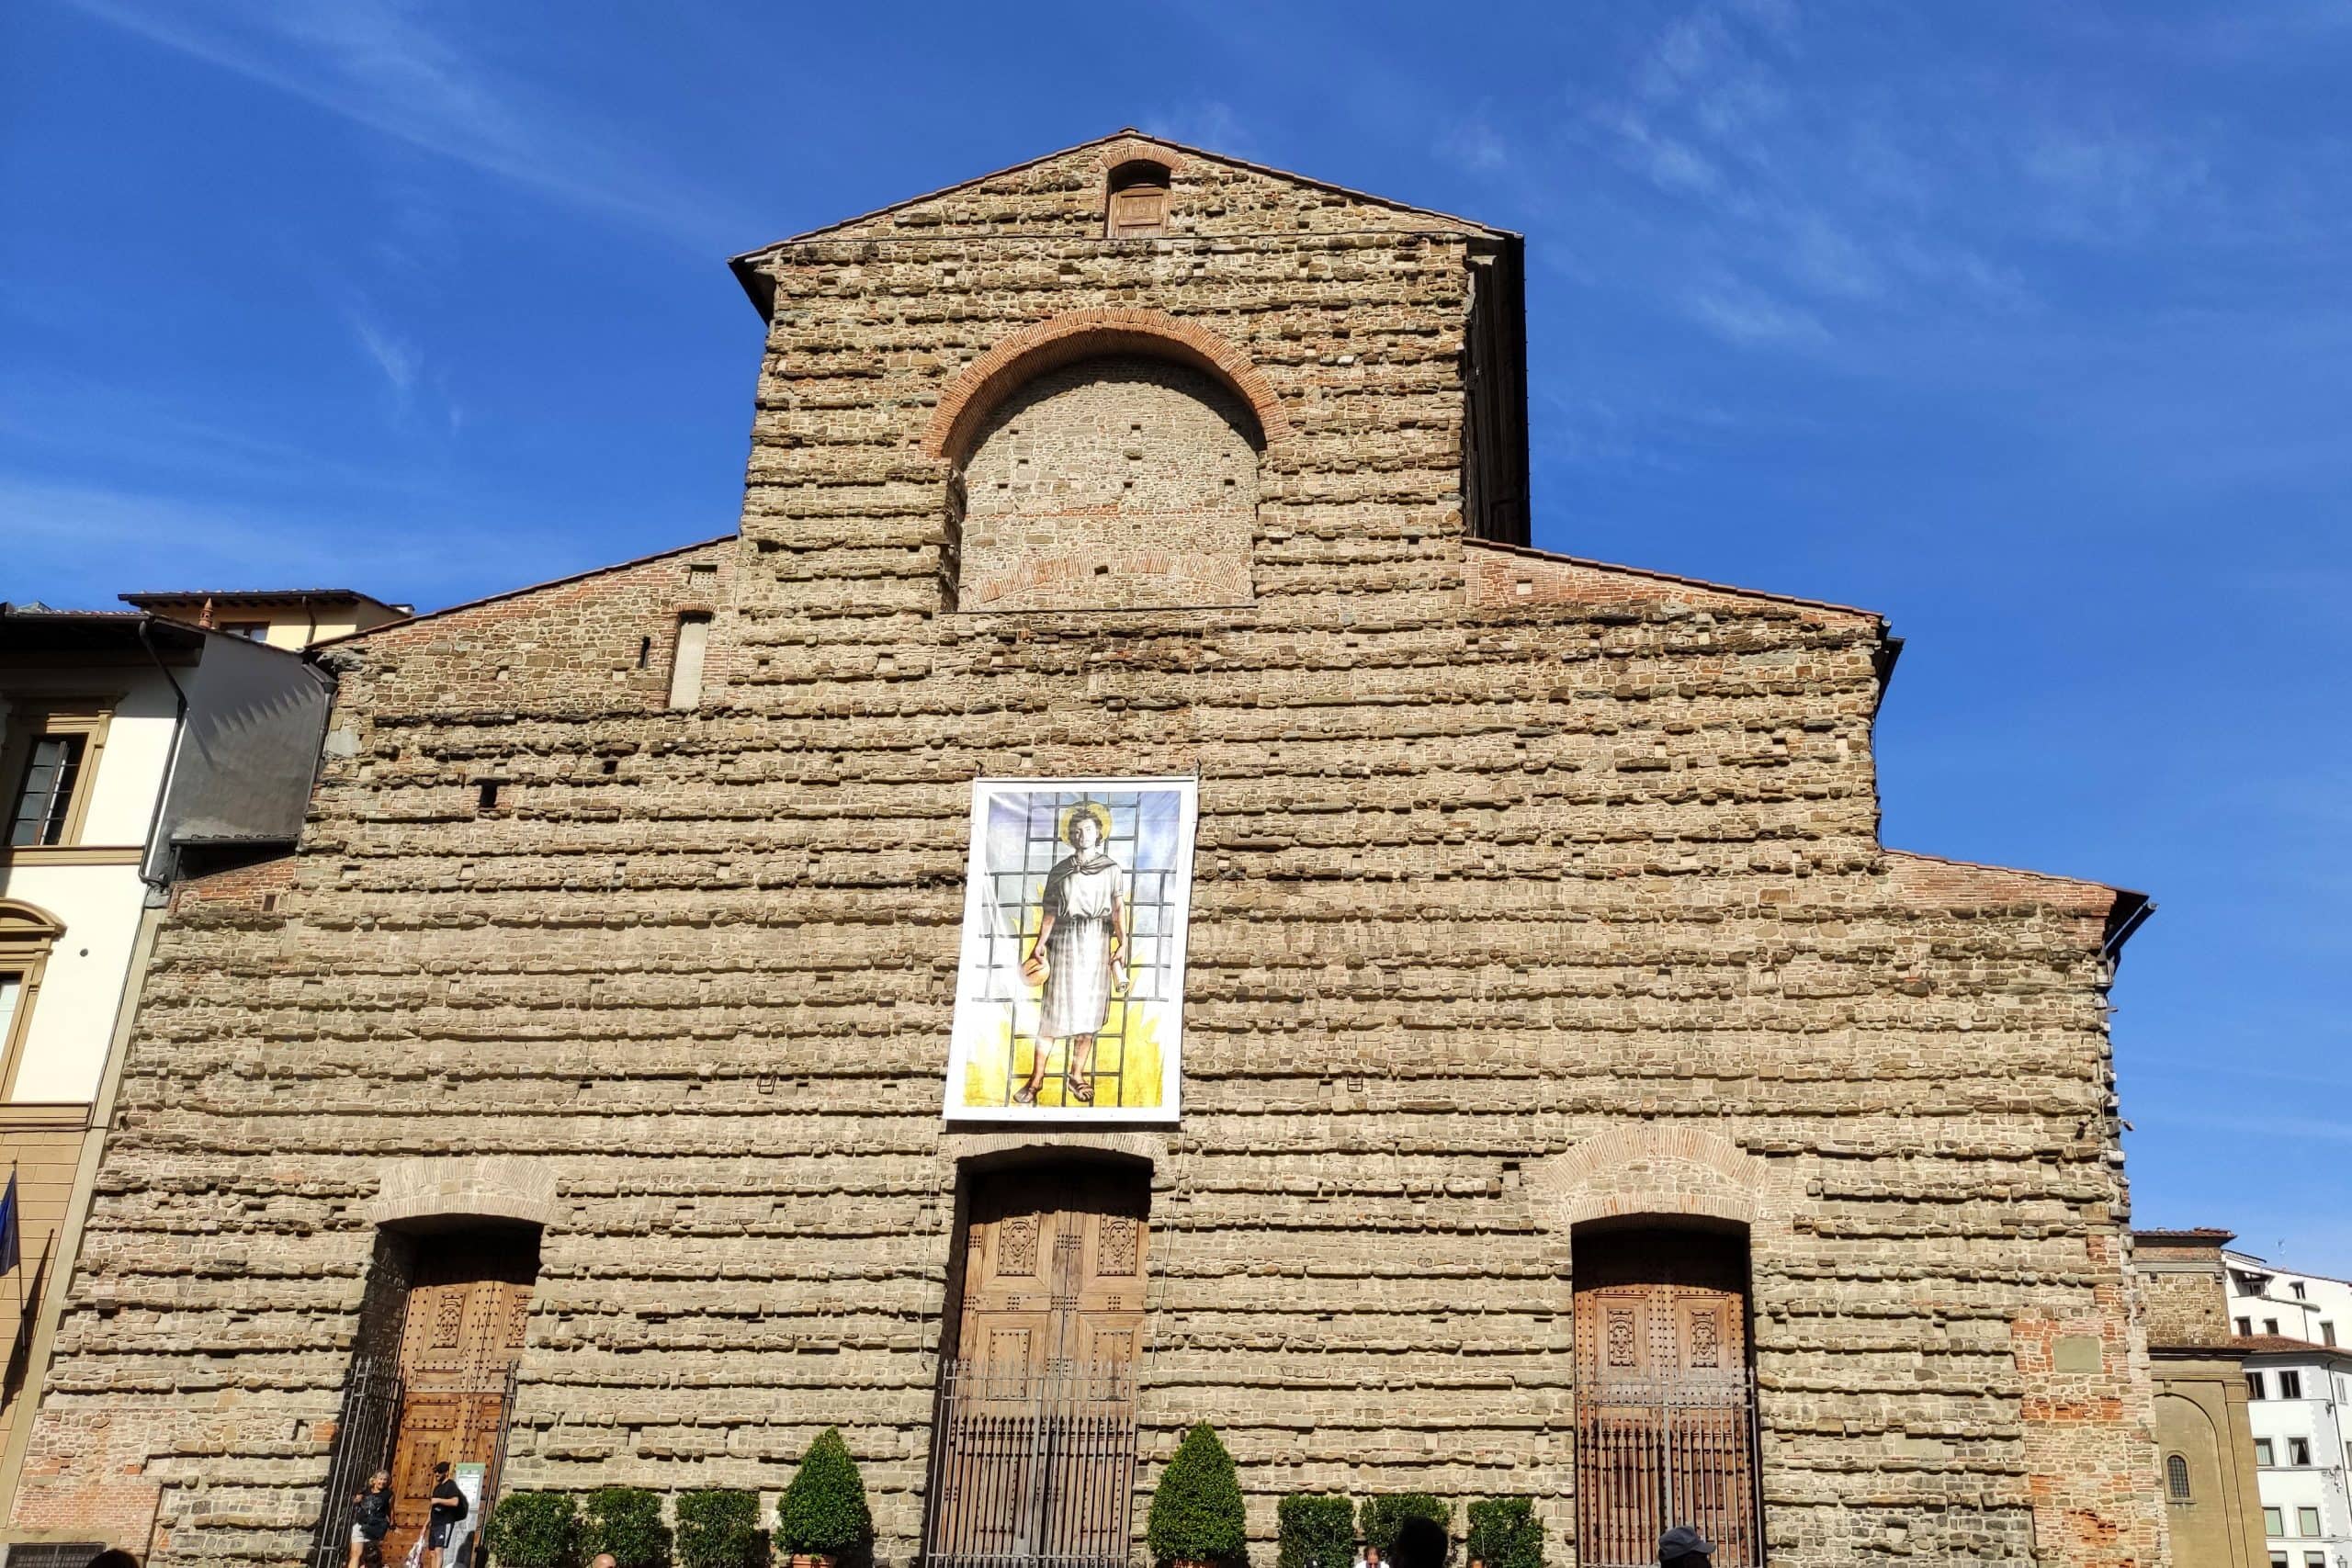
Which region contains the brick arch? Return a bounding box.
[365,1156,560,1230]
[1533,1122,1779,1230]
[922,309,1290,464]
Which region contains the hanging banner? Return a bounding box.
[945,777,1196,1122]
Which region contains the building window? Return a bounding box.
[2249,1371,2268,1400]
[2292,1438,2312,1465]
[2267,1318,2282,1335]
[2267,1555,2285,1568]
[2240,1317,2256,1336]
[2292,1281,2308,1300]
[219,621,269,640]
[2298,1507,2321,1538]
[9,734,85,846]
[1104,160,1170,238]
[667,613,711,710]
[2266,1507,2285,1537]
[2323,1321,2336,1346]
[3,703,112,851]
[2256,1438,2276,1465]
[2281,1371,2304,1398]
[2165,1452,2191,1501]
[2307,1556,2324,1568]
[0,901,62,1097]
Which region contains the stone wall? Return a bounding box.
[15,136,2165,1568]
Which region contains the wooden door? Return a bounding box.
[387,1235,537,1560]
[1574,1235,1759,1568]
[956,1168,1148,1371]
[927,1167,1148,1568]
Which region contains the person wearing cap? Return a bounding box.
[1657,1526,1713,1564]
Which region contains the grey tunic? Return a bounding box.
[1038,851,1120,1039]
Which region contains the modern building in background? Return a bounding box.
[2226,1251,2352,1568]
[118,588,410,652]
[0,604,338,1556]
[2136,1229,2271,1567]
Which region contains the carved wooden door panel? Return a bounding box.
[954,1168,1147,1370]
[928,1168,1148,1568]
[1574,1240,1758,1568]
[387,1237,536,1560]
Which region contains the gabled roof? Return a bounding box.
[736,129,1510,257]
[311,533,733,649]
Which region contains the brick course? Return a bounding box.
[15,134,2165,1568]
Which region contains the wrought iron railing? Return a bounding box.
[922,1359,1141,1568]
[1575,1373,1763,1568]
[308,1356,404,1568]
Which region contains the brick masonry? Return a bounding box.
[14,133,2166,1568]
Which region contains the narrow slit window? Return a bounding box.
[477,781,501,813]
[1105,161,1170,238]
[668,613,711,709]
[637,636,652,669]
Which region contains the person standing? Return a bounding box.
[424,1461,467,1568]
[1657,1527,1713,1565]
[347,1470,392,1568]
[1014,806,1125,1106]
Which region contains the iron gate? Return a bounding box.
[308,1356,404,1568]
[922,1359,1140,1568]
[1575,1374,1762,1568]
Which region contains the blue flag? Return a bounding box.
[0,1171,19,1277]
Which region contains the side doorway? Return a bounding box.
[311,1224,539,1568]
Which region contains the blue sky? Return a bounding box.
[6,3,2348,1265]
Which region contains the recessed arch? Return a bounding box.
[922,308,1289,465]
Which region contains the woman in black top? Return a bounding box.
[425,1461,469,1568]
[347,1469,392,1568]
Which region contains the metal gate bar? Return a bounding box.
[922,1359,1139,1568]
[308,1357,404,1568]
[1575,1375,1761,1568]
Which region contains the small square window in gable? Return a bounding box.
[1105,161,1170,238]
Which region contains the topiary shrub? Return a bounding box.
[677,1490,767,1568]
[1147,1422,1246,1566]
[1277,1494,1354,1568]
[582,1487,672,1568]
[488,1491,581,1568]
[775,1428,873,1562]
[1464,1499,1542,1568]
[1358,1497,1450,1565]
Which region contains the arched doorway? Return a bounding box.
[311,1223,540,1568]
[1573,1222,1763,1568]
[922,1160,1149,1568]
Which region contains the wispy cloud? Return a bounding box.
[62,0,749,245]
[1682,279,1826,347]
[1142,100,1257,157]
[1437,117,1509,175]
[345,303,421,400]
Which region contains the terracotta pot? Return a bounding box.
[787,1555,836,1568]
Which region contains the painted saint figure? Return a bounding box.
[1015,805,1126,1105]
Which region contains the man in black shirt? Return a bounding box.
[424,1462,469,1568]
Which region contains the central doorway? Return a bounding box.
[922,1162,1148,1568]
[1572,1224,1763,1568]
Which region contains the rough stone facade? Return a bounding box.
[15,133,2165,1568]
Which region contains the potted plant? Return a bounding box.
[582,1487,673,1568]
[774,1427,873,1568]
[1277,1494,1353,1568]
[488,1491,582,1568]
[678,1490,767,1568]
[1147,1423,1246,1568]
[1464,1499,1543,1568]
